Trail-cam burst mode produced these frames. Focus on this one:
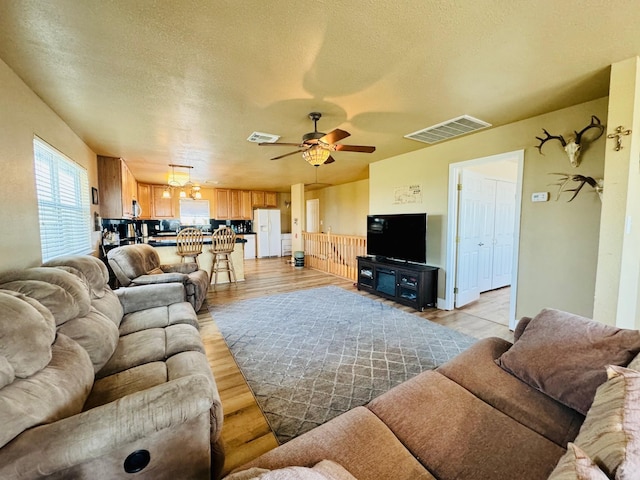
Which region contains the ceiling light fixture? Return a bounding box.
[302,146,330,166]
[164,164,196,199]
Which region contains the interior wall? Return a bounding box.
[0,58,99,269]
[369,97,608,319]
[305,179,369,236]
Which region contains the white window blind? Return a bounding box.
[180,199,210,225]
[34,137,91,262]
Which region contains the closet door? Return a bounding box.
[491,180,516,289]
[477,178,497,293]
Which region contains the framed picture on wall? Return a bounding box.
[92,187,99,205]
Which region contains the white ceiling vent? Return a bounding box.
[247,131,280,143]
[404,115,491,144]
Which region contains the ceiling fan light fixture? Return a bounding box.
[302,146,330,166]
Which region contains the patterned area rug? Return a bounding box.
[210,286,476,443]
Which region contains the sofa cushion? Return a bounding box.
[44,255,110,299]
[367,369,566,480]
[496,308,640,414]
[56,307,120,373]
[570,365,640,478]
[0,333,94,448]
[237,406,434,480]
[548,443,610,480]
[436,337,584,447]
[91,288,123,327]
[97,324,204,378]
[0,290,56,378]
[107,244,162,286]
[225,460,358,480]
[0,268,91,326]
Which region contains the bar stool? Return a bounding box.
[210,226,237,286]
[176,227,204,266]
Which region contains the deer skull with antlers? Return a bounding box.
[535,115,605,167]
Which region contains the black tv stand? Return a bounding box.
[356,256,438,311]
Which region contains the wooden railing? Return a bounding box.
[302,232,367,281]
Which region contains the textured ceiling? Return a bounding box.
[1,0,639,191]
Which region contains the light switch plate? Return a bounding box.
[532,192,549,202]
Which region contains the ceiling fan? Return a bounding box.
[259,112,376,166]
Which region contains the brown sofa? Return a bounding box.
[227,308,640,480]
[107,243,210,312]
[0,255,223,479]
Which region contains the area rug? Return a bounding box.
[210,286,477,443]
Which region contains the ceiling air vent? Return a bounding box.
[247,132,280,143]
[404,115,491,144]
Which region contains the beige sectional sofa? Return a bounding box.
[228,308,640,480]
[0,255,223,479]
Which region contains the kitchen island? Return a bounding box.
[147,237,245,284]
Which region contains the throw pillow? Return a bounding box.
[223,460,358,480]
[571,365,640,479]
[548,443,610,480]
[496,308,640,414]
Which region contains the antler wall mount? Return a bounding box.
[548,173,603,202]
[535,115,605,167]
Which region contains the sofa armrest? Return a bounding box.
[131,272,188,285]
[116,283,187,314]
[161,263,198,274]
[0,374,217,478]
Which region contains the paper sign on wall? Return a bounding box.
[393,184,423,204]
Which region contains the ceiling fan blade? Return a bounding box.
[270,149,306,160]
[324,156,336,164]
[259,142,303,146]
[333,144,376,153]
[319,129,350,145]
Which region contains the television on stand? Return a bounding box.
[366,213,427,264]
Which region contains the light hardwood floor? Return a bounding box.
[199,258,513,476]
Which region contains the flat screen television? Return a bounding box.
[366,213,427,264]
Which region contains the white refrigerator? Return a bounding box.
[254,209,281,257]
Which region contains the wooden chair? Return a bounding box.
[176,227,204,266]
[210,226,237,286]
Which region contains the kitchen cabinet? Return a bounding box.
[137,183,151,219]
[241,190,253,219]
[151,185,174,218]
[265,191,277,207]
[251,190,277,208]
[251,191,264,208]
[97,156,138,218]
[217,189,252,220]
[216,189,230,219]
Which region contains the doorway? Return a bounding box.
[306,199,320,233]
[445,150,524,331]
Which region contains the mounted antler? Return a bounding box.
[548,173,603,202]
[536,115,605,168]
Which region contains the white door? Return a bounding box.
[477,178,497,292]
[491,181,516,289]
[455,169,484,307]
[306,199,319,233]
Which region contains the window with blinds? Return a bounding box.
[34,137,91,262]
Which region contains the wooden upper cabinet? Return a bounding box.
[136,183,151,219]
[251,190,277,208]
[265,191,277,207]
[216,189,230,219]
[251,191,265,208]
[241,190,252,219]
[98,156,137,219]
[230,190,242,219]
[151,185,174,218]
